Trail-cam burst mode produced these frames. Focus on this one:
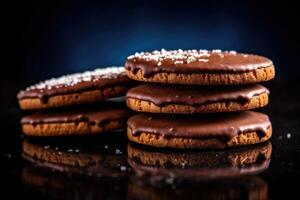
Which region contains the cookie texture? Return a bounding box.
[127,127,272,149]
[127,112,272,149]
[22,121,124,137]
[17,67,135,110]
[125,49,275,84]
[19,85,129,110]
[126,84,269,113]
[126,66,275,85]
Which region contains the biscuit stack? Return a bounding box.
[125,49,275,149]
[17,67,136,137]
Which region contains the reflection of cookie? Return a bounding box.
[127,142,271,180]
[22,135,129,177]
[126,83,269,114]
[127,112,272,149]
[22,166,127,199]
[21,101,132,136]
[125,49,275,85]
[128,176,268,200]
[17,67,135,110]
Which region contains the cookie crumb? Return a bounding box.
[120,166,127,171]
[115,149,122,154]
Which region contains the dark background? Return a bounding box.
[1,0,300,198]
[2,0,299,110]
[21,0,298,81]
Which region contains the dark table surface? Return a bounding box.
[1,81,299,200]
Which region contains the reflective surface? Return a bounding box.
[2,82,300,199]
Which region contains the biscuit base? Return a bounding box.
[126,65,275,85]
[126,93,268,114]
[22,121,125,137]
[18,85,130,110]
[127,127,272,149]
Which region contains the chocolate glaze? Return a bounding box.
[127,111,271,139]
[21,101,132,126]
[126,84,269,106]
[17,68,135,100]
[125,51,273,78]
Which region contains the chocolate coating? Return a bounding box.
[21,101,132,125]
[125,50,273,77]
[17,67,135,100]
[127,111,271,139]
[126,84,269,106]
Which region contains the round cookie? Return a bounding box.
[127,141,271,180]
[125,49,275,85]
[17,67,136,110]
[126,83,269,114]
[127,111,272,149]
[21,101,132,136]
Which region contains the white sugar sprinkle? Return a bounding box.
[198,58,209,62]
[212,49,222,53]
[24,66,125,91]
[127,49,243,66]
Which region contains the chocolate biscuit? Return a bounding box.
[126,83,269,113]
[21,101,132,136]
[18,67,135,110]
[127,111,272,149]
[125,49,275,85]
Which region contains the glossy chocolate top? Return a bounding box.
[126,83,269,106]
[21,101,132,125]
[127,111,271,139]
[125,49,273,77]
[17,67,134,100]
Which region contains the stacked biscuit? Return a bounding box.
[125,49,275,149]
[17,67,136,137]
